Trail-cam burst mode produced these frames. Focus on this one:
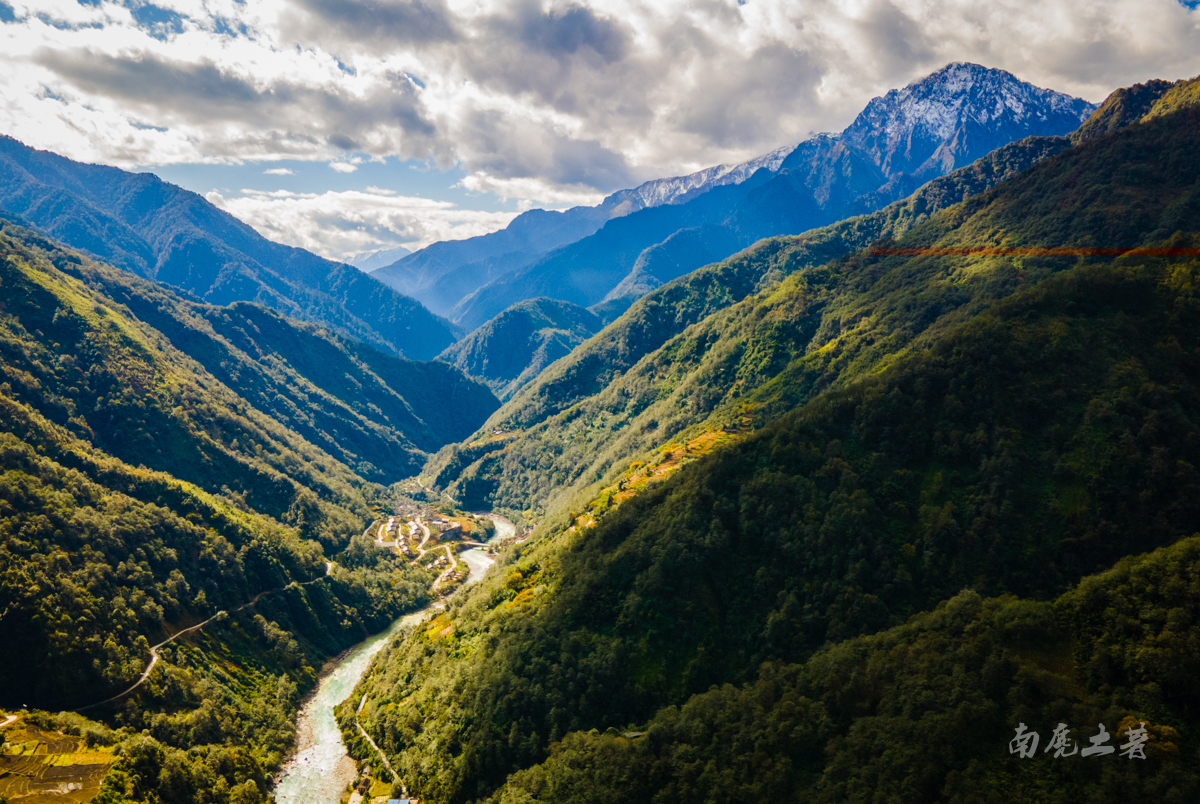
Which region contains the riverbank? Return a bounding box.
[273,514,513,804]
[273,611,420,804]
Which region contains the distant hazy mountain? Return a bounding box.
[349,244,412,272]
[368,145,798,317]
[449,63,1096,329]
[0,136,456,360]
[369,204,619,317]
[436,298,601,401]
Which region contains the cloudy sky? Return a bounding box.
[2,0,1199,262]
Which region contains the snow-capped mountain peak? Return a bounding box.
[841,62,1097,178]
[607,64,1095,216]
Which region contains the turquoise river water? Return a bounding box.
[273,516,513,804]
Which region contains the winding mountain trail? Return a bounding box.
[78,566,333,711]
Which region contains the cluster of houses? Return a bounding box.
[379,514,467,539]
[427,517,462,536]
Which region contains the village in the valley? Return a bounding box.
[367,493,530,596]
[341,497,532,804]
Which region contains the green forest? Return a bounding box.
[493,535,1200,803]
[346,79,1200,804]
[0,220,439,802]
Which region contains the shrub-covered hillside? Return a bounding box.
[350,84,1200,804]
[0,221,435,803]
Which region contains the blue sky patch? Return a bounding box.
[129,2,185,40]
[142,156,522,215]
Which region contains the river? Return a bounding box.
[274,515,515,804]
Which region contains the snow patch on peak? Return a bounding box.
[620,142,795,209]
[844,63,1097,163]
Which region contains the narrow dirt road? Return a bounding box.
[78,566,333,711]
[431,545,458,591]
[355,721,403,794]
[410,519,433,564]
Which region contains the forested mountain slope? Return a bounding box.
[0,136,457,359]
[492,536,1200,802]
[350,93,1200,803]
[448,63,1094,329]
[436,298,601,401]
[1069,74,1200,144]
[424,134,1073,514]
[0,220,433,802]
[43,250,499,482]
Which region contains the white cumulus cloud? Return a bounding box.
[205,187,519,260]
[0,0,1198,253]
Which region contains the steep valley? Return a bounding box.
[344,79,1200,804]
[0,218,496,803]
[2,64,1200,804]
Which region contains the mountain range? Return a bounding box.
[6,59,1200,804]
[365,145,796,320]
[424,132,1074,513]
[373,63,1096,334]
[0,137,457,360]
[351,73,1200,804]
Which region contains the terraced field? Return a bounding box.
[0,716,115,803]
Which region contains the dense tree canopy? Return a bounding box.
[0,221,436,803]
[351,91,1200,804]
